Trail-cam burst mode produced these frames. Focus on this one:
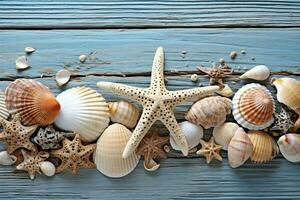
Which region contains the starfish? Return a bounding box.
[0,114,38,154]
[196,137,223,164]
[97,47,220,158]
[51,134,96,175]
[197,64,233,87]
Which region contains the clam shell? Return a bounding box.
[25,47,35,54]
[248,131,279,163]
[216,84,234,97]
[108,101,140,129]
[0,90,9,119]
[185,96,232,129]
[16,56,30,70]
[40,161,56,177]
[94,124,140,178]
[232,83,274,130]
[278,134,300,163]
[54,87,110,142]
[5,79,61,126]
[170,121,203,151]
[228,128,253,168]
[55,69,71,86]
[240,65,270,81]
[213,122,240,150]
[0,151,17,165]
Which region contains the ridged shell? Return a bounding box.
[94,124,140,178]
[170,121,203,151]
[40,161,56,177]
[213,122,240,150]
[108,101,140,129]
[0,90,9,119]
[278,134,300,163]
[185,96,232,129]
[232,83,274,130]
[240,65,270,81]
[5,79,61,126]
[54,87,110,142]
[248,131,279,163]
[228,128,253,168]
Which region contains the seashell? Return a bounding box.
[0,151,17,165]
[228,128,253,168]
[55,69,71,86]
[40,161,56,177]
[5,79,61,126]
[232,83,274,130]
[185,96,232,129]
[216,84,234,97]
[190,74,198,82]
[230,51,237,59]
[213,122,240,150]
[54,87,110,142]
[240,65,270,81]
[248,131,279,163]
[94,124,140,178]
[79,55,88,63]
[108,101,140,129]
[170,121,203,151]
[278,134,300,163]
[270,107,294,134]
[16,56,30,70]
[25,47,35,54]
[0,90,9,119]
[144,159,160,171]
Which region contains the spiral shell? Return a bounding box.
[213,122,240,150]
[240,65,270,81]
[278,134,300,163]
[0,90,9,119]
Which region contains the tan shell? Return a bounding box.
[248,131,279,163]
[216,84,234,97]
[213,122,240,150]
[185,96,232,129]
[240,65,270,81]
[108,101,140,129]
[0,90,9,119]
[94,124,140,178]
[228,128,253,168]
[278,134,300,163]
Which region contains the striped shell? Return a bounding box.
[278,134,300,163]
[5,79,60,126]
[185,96,232,129]
[232,83,274,130]
[213,122,240,150]
[0,90,9,119]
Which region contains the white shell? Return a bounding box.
[0,90,9,119]
[54,87,110,142]
[144,159,160,171]
[240,65,270,81]
[190,74,198,82]
[55,69,71,86]
[16,56,30,70]
[79,55,88,63]
[170,121,203,151]
[216,84,234,97]
[0,151,17,165]
[25,47,35,53]
[213,122,240,150]
[278,134,300,163]
[40,161,56,177]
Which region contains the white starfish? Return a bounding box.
[97,47,220,158]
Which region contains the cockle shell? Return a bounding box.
[278,134,300,163]
[0,90,9,119]
[55,69,71,86]
[40,161,56,177]
[248,131,279,163]
[54,87,110,142]
[94,124,140,178]
[216,84,234,97]
[240,65,270,81]
[185,96,232,129]
[232,83,274,130]
[213,122,240,150]
[170,121,203,151]
[0,151,17,165]
[5,79,61,126]
[16,56,30,70]
[228,128,253,168]
[108,101,140,129]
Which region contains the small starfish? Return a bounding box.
[97,47,220,158]
[0,114,38,154]
[16,149,49,180]
[196,137,223,164]
[270,107,294,134]
[197,64,232,87]
[51,134,96,175]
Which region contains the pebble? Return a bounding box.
[219,58,225,65]
[190,74,198,82]
[230,51,238,59]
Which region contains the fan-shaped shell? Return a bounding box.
[248,131,279,163]
[213,122,240,150]
[185,96,232,129]
[5,79,61,126]
[94,124,140,178]
[232,83,274,130]
[240,65,270,81]
[278,134,300,163]
[0,90,9,119]
[54,87,110,142]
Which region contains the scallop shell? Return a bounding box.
[170,121,203,151]
[185,96,232,129]
[248,131,279,163]
[232,83,274,130]
[216,84,234,97]
[278,134,300,163]
[54,87,110,142]
[240,65,270,81]
[5,79,61,126]
[0,151,17,165]
[16,56,30,70]
[0,90,9,119]
[55,69,71,86]
[108,101,140,129]
[213,122,240,150]
[94,124,140,178]
[228,128,253,168]
[40,161,56,177]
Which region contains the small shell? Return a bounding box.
[185,96,232,129]
[190,74,198,82]
[278,134,300,163]
[228,128,253,168]
[230,51,237,59]
[213,122,240,150]
[79,55,88,63]
[0,90,9,119]
[216,84,234,97]
[40,161,56,177]
[248,131,279,163]
[0,151,17,165]
[232,83,274,130]
[240,65,270,81]
[55,69,71,86]
[144,159,160,171]
[170,121,203,151]
[25,47,35,54]
[16,56,30,70]
[108,101,140,129]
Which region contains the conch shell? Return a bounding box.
[240,65,270,81]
